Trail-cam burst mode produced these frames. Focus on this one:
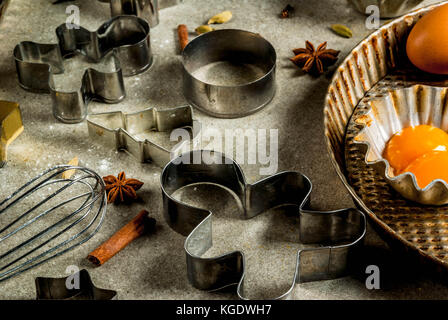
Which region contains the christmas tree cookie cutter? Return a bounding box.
[161,150,366,300]
[13,15,151,124]
[87,105,200,167]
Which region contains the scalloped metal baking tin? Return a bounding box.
[323,2,448,279]
[13,15,151,124]
[161,150,366,300]
[353,85,448,205]
[182,29,277,118]
[87,105,200,167]
[0,101,23,168]
[36,269,117,300]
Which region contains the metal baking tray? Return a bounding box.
[324,1,448,277]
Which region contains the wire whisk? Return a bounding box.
[0,165,107,282]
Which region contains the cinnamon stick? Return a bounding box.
[177,24,189,51]
[87,210,156,266]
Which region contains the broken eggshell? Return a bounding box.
[354,84,448,205]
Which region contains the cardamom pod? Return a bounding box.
[208,11,232,24]
[62,156,79,179]
[195,25,215,34]
[331,24,353,38]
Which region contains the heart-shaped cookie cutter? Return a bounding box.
[161,150,366,300]
[13,15,151,124]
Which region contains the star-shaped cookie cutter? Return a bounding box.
[13,15,151,124]
[0,101,24,168]
[87,105,201,167]
[161,150,366,300]
[35,269,117,300]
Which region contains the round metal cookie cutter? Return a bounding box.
[182,29,277,118]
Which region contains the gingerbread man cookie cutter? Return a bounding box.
[161,150,366,300]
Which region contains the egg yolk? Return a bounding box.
[383,124,448,189]
[383,125,448,174]
[404,151,448,189]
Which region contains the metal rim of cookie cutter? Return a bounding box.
[13,15,152,124]
[36,269,117,300]
[0,166,106,282]
[86,105,201,167]
[99,0,159,27]
[98,0,184,27]
[182,29,277,119]
[161,150,366,300]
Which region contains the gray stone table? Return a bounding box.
[0,0,446,300]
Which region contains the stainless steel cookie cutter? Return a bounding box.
[182,29,277,118]
[99,0,184,27]
[36,269,117,300]
[87,105,200,167]
[13,15,151,124]
[109,0,159,27]
[161,150,366,300]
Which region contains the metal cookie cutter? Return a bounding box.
[161,150,366,300]
[182,29,277,118]
[13,15,151,123]
[36,269,117,300]
[99,0,184,27]
[0,101,24,168]
[87,105,200,167]
[103,0,159,27]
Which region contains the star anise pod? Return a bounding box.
[103,172,144,204]
[290,41,340,75]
